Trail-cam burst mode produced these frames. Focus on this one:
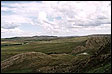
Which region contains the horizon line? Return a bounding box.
[1,33,111,39]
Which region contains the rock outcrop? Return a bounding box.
[71,36,111,55]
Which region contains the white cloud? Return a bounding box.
[1,28,41,38]
[1,1,111,37]
[1,14,34,29]
[1,7,10,11]
[1,28,24,38]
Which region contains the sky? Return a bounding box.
[1,1,111,38]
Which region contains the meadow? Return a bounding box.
[1,35,111,73]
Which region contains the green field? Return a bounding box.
[1,36,87,61]
[1,35,111,73]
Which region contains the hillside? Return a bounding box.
[1,34,111,73]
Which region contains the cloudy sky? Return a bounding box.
[1,1,111,38]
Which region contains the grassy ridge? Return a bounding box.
[1,36,87,61]
[1,35,111,73]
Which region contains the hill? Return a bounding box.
[1,34,111,73]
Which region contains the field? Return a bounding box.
[1,34,111,73]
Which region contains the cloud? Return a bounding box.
[1,15,34,29]
[1,1,111,37]
[1,28,24,38]
[1,7,10,11]
[1,28,41,38]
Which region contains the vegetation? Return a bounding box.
[1,34,111,73]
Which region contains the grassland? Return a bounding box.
[1,36,88,61]
[1,34,111,73]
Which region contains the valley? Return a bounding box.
[1,34,111,73]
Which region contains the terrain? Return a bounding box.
[1,34,111,73]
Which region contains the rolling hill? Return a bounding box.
[1,34,111,73]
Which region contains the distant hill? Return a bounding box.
[1,34,111,41]
[1,36,58,41]
[86,34,111,37]
[1,34,111,73]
